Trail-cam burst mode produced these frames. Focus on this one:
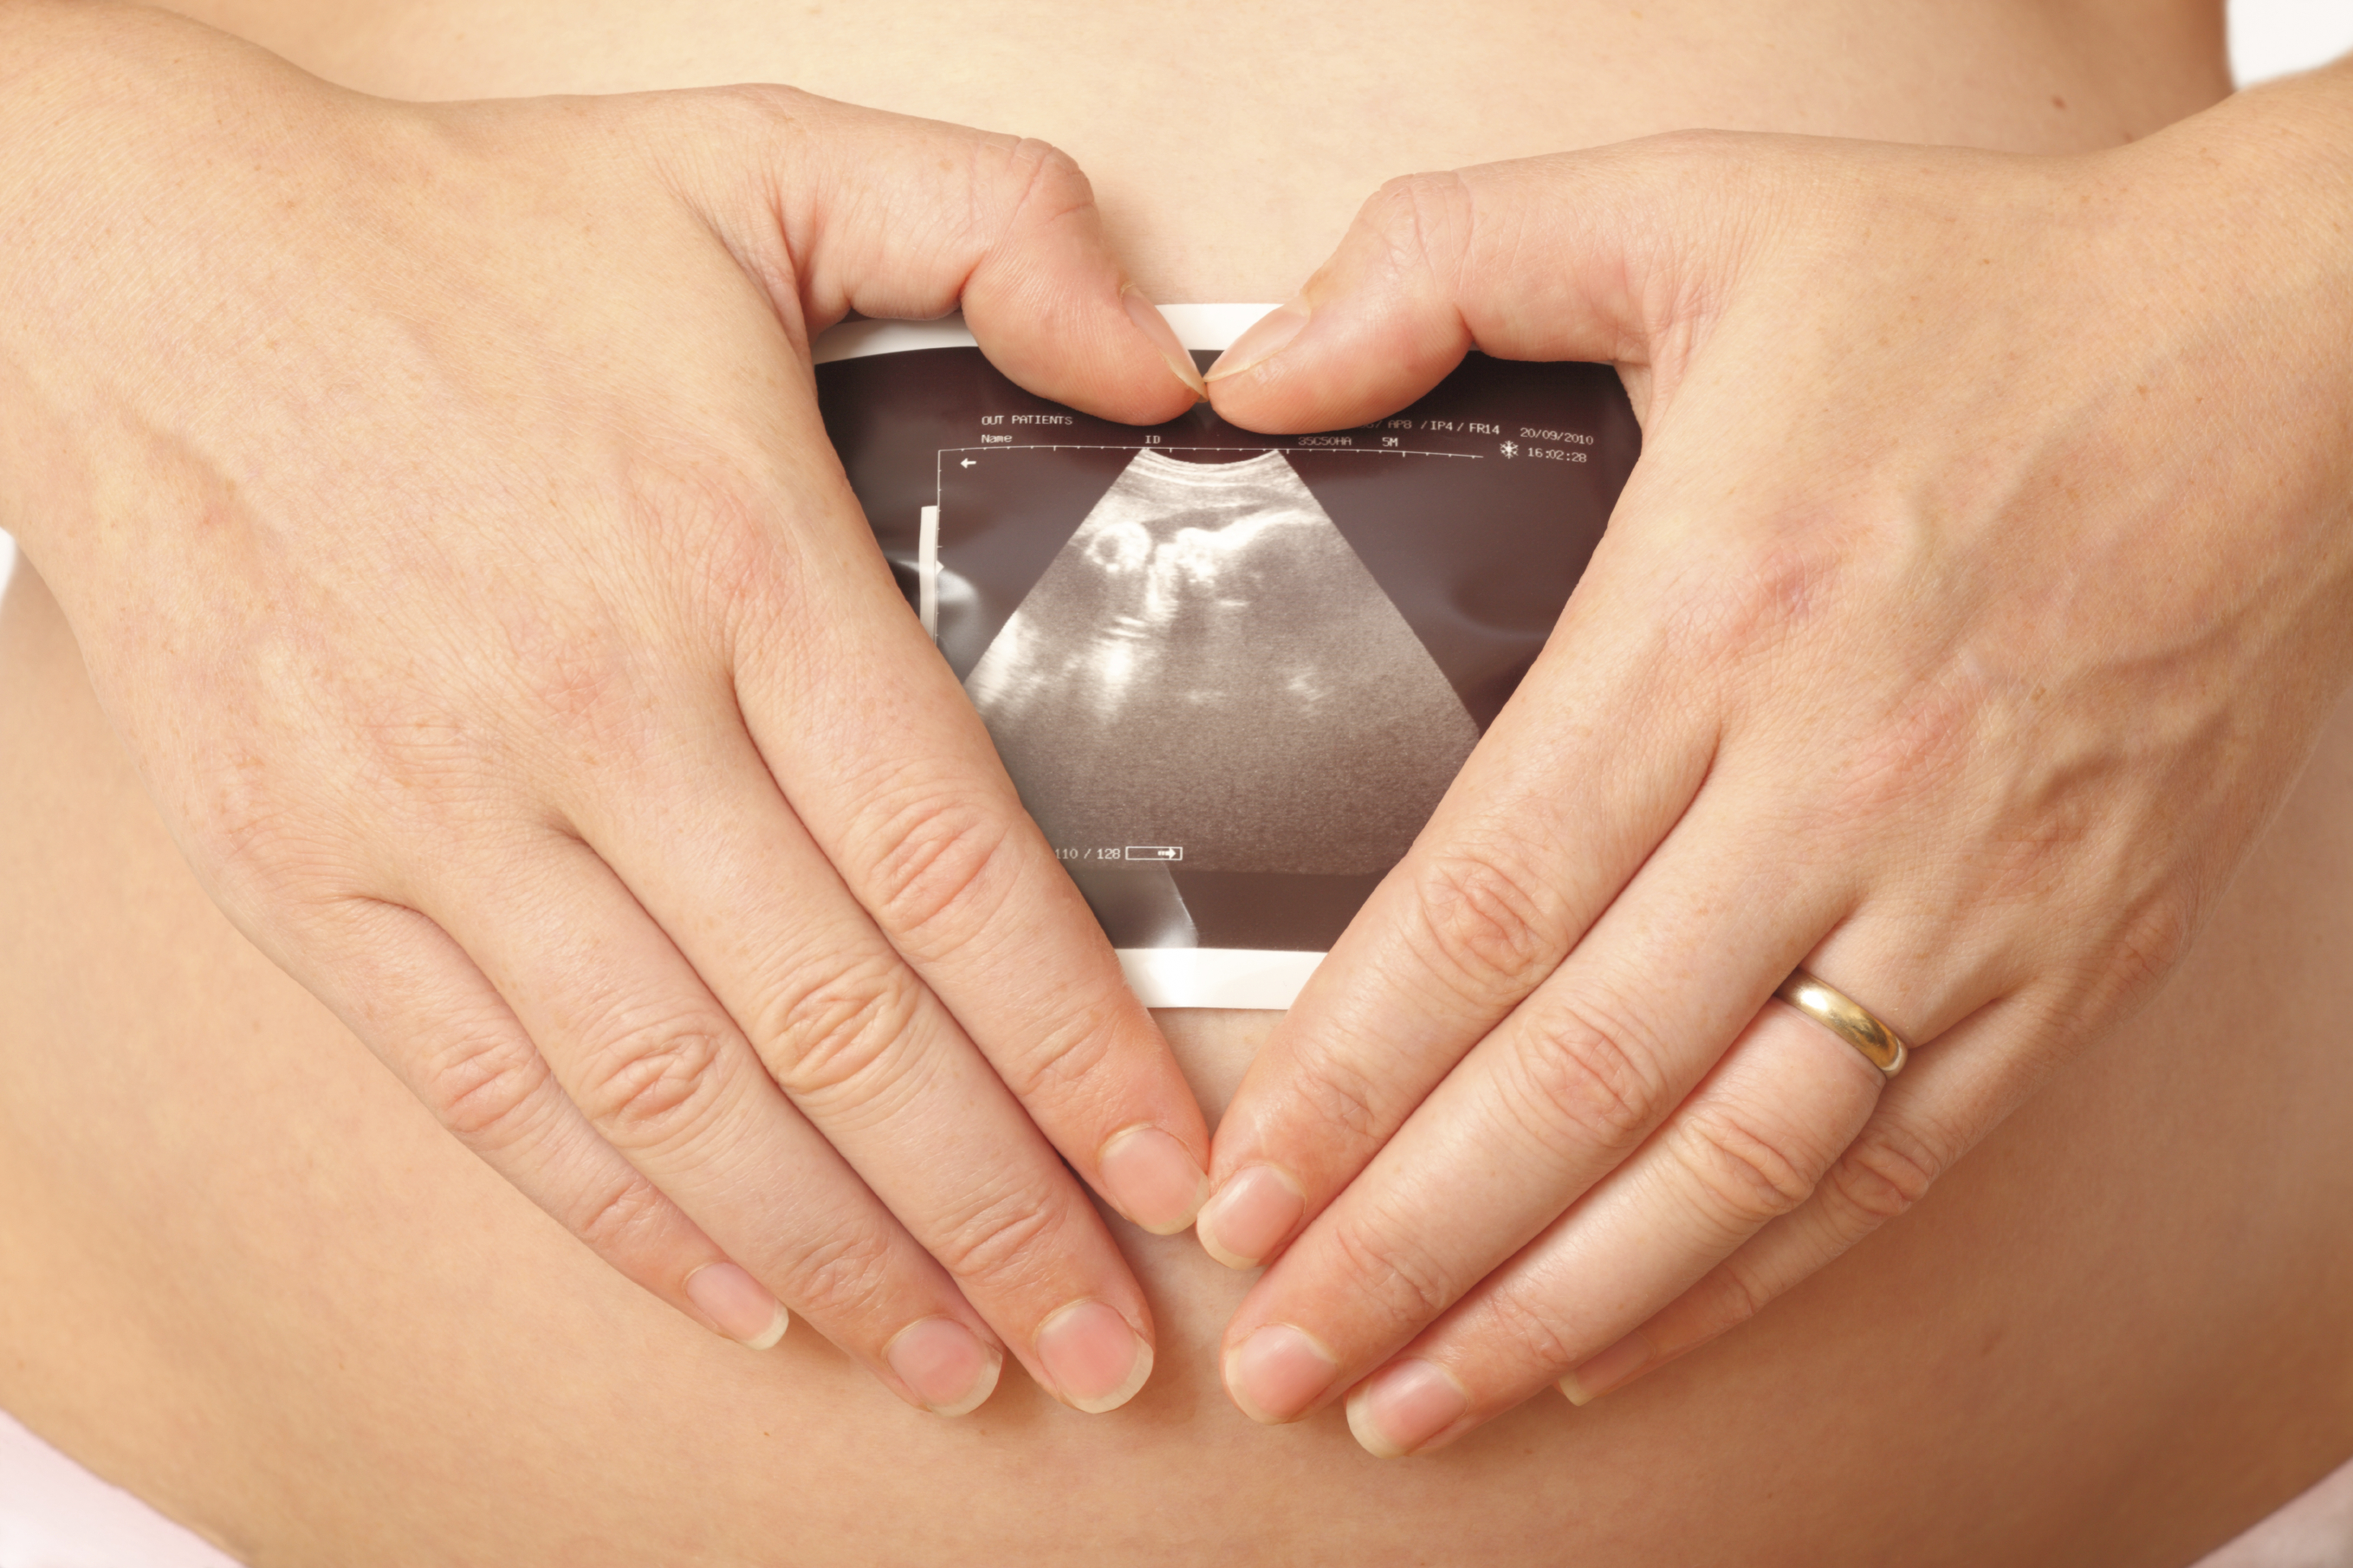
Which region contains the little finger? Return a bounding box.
[1218,796,1839,1424]
[1341,998,1886,1456]
[421,833,1013,1416]
[729,463,1212,1241]
[1196,575,1720,1272]
[282,892,781,1346]
[575,735,1158,1413]
[1559,1001,2040,1405]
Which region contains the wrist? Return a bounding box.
[2123,61,2353,691]
[0,3,324,561]
[2123,59,2353,353]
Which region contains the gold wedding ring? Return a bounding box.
[1774,969,1909,1078]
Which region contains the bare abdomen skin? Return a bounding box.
[12,6,2347,1565]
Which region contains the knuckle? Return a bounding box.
[1687,1253,1777,1343]
[1001,137,1091,217]
[1668,1105,1822,1234]
[1253,1018,1397,1151]
[851,781,1020,955]
[568,1172,680,1260]
[179,757,314,886]
[417,1022,555,1150]
[1475,1289,1581,1374]
[759,955,925,1109]
[722,81,816,130]
[993,1000,1118,1107]
[1825,1119,1944,1227]
[1661,541,1822,671]
[1403,846,1568,1008]
[672,81,804,144]
[924,1179,1069,1293]
[1361,169,1476,288]
[573,1012,733,1150]
[1831,677,1981,824]
[1326,1206,1462,1330]
[1503,995,1673,1155]
[623,457,797,649]
[776,1222,905,1327]
[503,614,638,741]
[2109,891,2199,996]
[1289,1045,1390,1148]
[969,134,1093,252]
[350,707,502,809]
[1635,126,1735,161]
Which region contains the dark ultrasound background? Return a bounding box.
[965,448,1481,876]
[818,345,1639,950]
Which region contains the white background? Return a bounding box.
[2232,0,2353,86]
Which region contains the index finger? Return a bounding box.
[1194,566,1718,1270]
[1199,143,1764,431]
[735,488,1214,1236]
[709,115,1216,1235]
[1186,146,1750,1268]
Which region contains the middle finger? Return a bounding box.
[1196,562,1721,1270]
[1216,791,1840,1423]
[418,829,1010,1412]
[569,716,1159,1414]
[1346,998,1883,1456]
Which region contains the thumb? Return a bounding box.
[651,86,1203,423]
[1202,136,1769,432]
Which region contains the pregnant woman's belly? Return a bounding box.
[9,3,2351,1565]
[172,0,2229,301]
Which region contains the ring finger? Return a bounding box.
[560,730,1158,1415]
[1557,1001,2045,1407]
[1216,793,1841,1426]
[1341,959,1942,1456]
[420,830,1014,1416]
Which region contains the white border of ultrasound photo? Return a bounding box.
[817,304,1331,1009]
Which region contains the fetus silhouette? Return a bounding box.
[965,450,1478,876]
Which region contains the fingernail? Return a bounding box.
[885,1317,1002,1416]
[1122,286,1208,398]
[685,1262,789,1351]
[1036,1299,1153,1414]
[1202,302,1308,383]
[1559,1331,1652,1407]
[1099,1125,1212,1235]
[1225,1322,1339,1424]
[1196,1165,1306,1269]
[1347,1358,1471,1458]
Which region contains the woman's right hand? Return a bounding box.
[0,1,1211,1417]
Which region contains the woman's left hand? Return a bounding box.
[1193,63,2353,1454]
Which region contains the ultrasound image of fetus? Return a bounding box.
[963,449,1479,876]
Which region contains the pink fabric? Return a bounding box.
[0,1409,238,1568]
[2197,1461,2353,1568]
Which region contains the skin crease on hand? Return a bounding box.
[1196,63,2353,1455]
[0,0,1224,1422]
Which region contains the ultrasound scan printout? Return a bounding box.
[814,308,1639,1007]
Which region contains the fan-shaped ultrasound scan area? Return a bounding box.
[964,450,1479,876]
